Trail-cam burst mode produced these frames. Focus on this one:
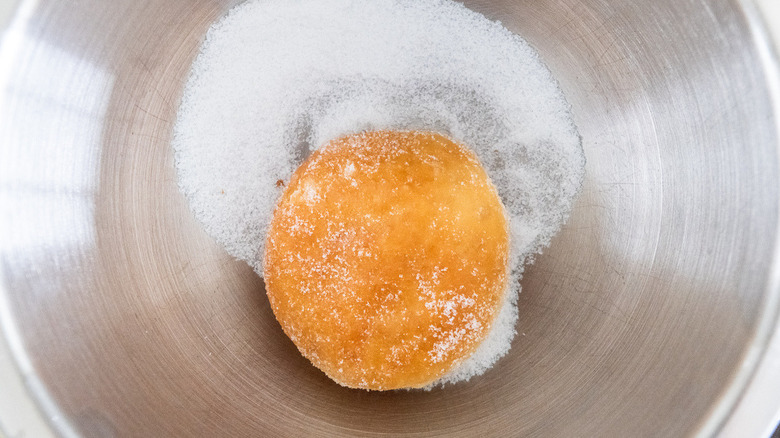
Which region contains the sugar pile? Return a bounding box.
[173,0,585,387]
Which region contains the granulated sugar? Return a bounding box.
[173,0,585,388]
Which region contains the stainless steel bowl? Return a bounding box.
[1,0,779,436]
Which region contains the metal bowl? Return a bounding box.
[1,0,779,436]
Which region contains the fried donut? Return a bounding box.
[263,130,509,390]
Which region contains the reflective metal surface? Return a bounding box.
[1,0,779,436]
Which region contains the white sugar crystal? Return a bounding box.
[173,0,584,388]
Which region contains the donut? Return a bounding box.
[263,130,509,390]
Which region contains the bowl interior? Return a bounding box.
[0,0,778,436]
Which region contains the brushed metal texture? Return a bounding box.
[0,0,778,436]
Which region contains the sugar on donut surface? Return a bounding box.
[263,130,509,390]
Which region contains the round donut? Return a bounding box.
[263,130,509,390]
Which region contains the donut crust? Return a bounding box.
[264,131,509,390]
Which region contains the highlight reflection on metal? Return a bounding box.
[0,0,778,436]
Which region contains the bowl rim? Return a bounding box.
[0,0,778,436]
[702,0,780,437]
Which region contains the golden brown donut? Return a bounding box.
[263,130,509,390]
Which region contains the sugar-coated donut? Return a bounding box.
[263,130,509,390]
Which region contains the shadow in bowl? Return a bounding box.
[0,0,777,436]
